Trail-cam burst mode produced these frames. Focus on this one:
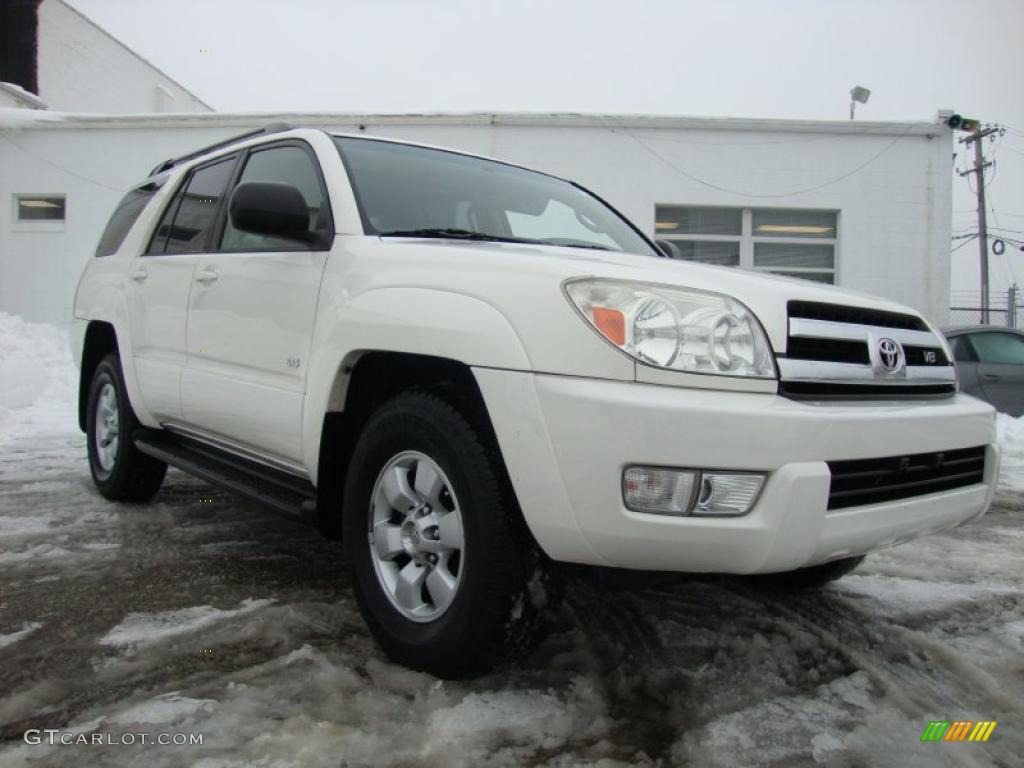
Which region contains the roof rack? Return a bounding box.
[147,122,294,177]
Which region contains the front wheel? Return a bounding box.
[343,389,553,678]
[86,354,166,501]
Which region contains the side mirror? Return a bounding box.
[229,181,316,243]
[654,239,680,259]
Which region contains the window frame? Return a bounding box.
[211,138,334,254]
[655,205,840,284]
[12,193,67,231]
[145,153,241,256]
[948,335,978,363]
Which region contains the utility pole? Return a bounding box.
[959,126,999,323]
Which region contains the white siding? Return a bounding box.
[0,113,952,326]
[35,0,211,114]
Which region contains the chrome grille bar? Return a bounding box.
[777,358,957,384]
[788,318,941,348]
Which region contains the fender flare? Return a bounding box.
[302,287,531,478]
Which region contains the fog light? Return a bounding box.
[694,473,764,516]
[623,467,697,515]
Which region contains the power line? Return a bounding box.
[615,124,914,199]
[0,130,126,192]
[951,235,978,253]
[602,123,911,148]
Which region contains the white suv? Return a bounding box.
[73,125,998,677]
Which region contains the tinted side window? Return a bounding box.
[968,332,1024,365]
[220,145,327,251]
[95,187,156,256]
[948,336,975,363]
[148,158,236,255]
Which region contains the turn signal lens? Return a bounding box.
[622,467,697,515]
[592,307,626,346]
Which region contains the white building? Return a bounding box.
[0,0,212,114]
[0,110,954,327]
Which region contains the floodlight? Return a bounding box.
[849,86,871,119]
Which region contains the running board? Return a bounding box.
[135,429,317,523]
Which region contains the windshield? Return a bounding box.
[333,137,657,256]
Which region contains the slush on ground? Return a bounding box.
[0,312,1021,767]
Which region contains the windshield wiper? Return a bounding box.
[539,239,612,251]
[378,228,536,245]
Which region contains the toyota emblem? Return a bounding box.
[876,338,904,372]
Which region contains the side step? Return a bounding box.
[135,429,318,523]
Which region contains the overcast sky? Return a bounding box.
[69,0,1024,297]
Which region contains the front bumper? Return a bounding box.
[474,369,999,574]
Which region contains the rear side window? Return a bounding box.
[148,157,236,255]
[95,187,156,257]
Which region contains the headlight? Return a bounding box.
[565,278,776,378]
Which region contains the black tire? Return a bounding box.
[343,388,554,679]
[757,555,866,590]
[85,354,166,501]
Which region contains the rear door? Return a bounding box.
[965,330,1024,416]
[126,156,238,422]
[181,141,333,462]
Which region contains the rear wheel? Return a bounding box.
[343,389,553,678]
[86,354,166,501]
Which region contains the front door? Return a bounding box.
[967,330,1024,416]
[127,156,238,422]
[181,142,333,462]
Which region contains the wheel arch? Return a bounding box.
[313,351,509,539]
[78,321,120,432]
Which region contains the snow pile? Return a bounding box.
[0,312,77,439]
[996,412,1024,493]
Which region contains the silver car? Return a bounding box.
[945,326,1024,416]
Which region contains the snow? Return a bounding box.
[0,622,43,649]
[100,599,275,648]
[996,411,1024,494]
[0,106,65,126]
[1,312,1023,767]
[108,693,219,726]
[0,311,77,447]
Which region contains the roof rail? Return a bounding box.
[148,122,294,177]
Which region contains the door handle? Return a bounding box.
[981,373,1001,382]
[195,269,220,284]
[130,268,148,282]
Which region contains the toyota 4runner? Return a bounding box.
[73,125,999,677]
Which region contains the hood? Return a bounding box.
[374,237,931,351]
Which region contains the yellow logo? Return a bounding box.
[920,721,997,742]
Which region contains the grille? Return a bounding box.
[827,446,985,510]
[780,300,956,399]
[779,382,956,399]
[788,301,929,331]
[787,337,869,365]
